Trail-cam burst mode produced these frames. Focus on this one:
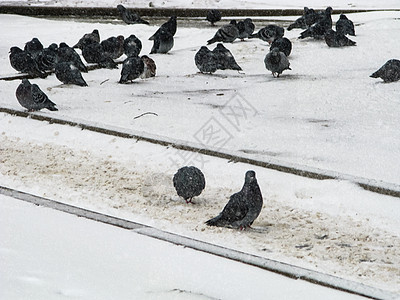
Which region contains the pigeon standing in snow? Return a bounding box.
[16,79,57,112]
[249,24,284,44]
[81,42,118,69]
[212,43,242,71]
[336,14,355,36]
[150,27,174,54]
[24,37,44,59]
[370,59,400,83]
[324,29,356,47]
[173,166,206,204]
[149,16,177,40]
[36,43,58,71]
[117,4,149,25]
[55,62,88,86]
[9,46,47,78]
[140,55,156,78]
[194,46,219,74]
[264,47,291,77]
[58,42,88,73]
[205,170,263,229]
[207,20,239,44]
[101,35,125,60]
[299,6,333,39]
[119,56,145,83]
[73,29,100,49]
[237,18,255,40]
[270,37,292,56]
[206,9,222,26]
[123,34,142,57]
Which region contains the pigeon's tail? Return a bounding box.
[207,37,219,45]
[46,102,58,111]
[370,71,380,78]
[139,19,150,25]
[76,78,88,87]
[205,215,224,227]
[248,33,258,39]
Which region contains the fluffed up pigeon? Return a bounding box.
[150,27,174,54]
[117,4,149,25]
[207,20,239,44]
[81,42,118,69]
[324,29,356,47]
[36,43,58,71]
[270,37,292,56]
[119,56,145,83]
[264,47,291,77]
[299,6,333,39]
[55,62,88,86]
[123,34,142,57]
[24,37,44,59]
[249,24,284,44]
[194,46,219,74]
[370,59,400,83]
[173,166,206,204]
[140,55,156,78]
[149,16,177,40]
[9,46,47,78]
[212,43,242,71]
[205,170,263,229]
[237,18,255,40]
[16,79,57,112]
[101,35,125,60]
[73,29,100,49]
[206,9,222,26]
[336,14,355,36]
[58,42,88,73]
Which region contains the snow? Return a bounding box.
[1,4,400,299]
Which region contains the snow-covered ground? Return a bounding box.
[1,5,400,299]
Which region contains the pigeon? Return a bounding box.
[81,42,118,69]
[206,9,222,26]
[149,16,177,40]
[194,46,218,74]
[299,6,333,39]
[205,170,263,229]
[270,37,292,56]
[24,37,44,59]
[264,47,291,77]
[370,59,400,83]
[16,79,57,112]
[249,24,284,44]
[73,29,100,49]
[9,46,47,78]
[36,43,58,71]
[287,7,318,30]
[324,29,356,47]
[101,35,125,60]
[336,14,355,36]
[123,34,142,57]
[55,62,88,86]
[237,18,255,40]
[119,56,145,83]
[58,42,88,73]
[173,166,206,204]
[212,43,242,71]
[116,4,149,25]
[150,27,174,54]
[140,55,156,78]
[207,20,239,44]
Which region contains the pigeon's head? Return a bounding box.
[230,20,237,26]
[244,18,253,24]
[9,46,23,54]
[339,14,348,20]
[59,42,69,48]
[21,79,31,86]
[92,29,99,35]
[245,170,257,183]
[326,7,333,14]
[216,43,226,50]
[117,35,125,43]
[270,47,280,56]
[117,4,125,12]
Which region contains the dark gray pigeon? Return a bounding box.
[16,79,57,112]
[101,35,125,60]
[207,20,239,44]
[140,55,156,78]
[270,37,292,56]
[264,47,291,77]
[299,6,333,39]
[117,4,149,25]
[205,170,263,229]
[206,9,222,26]
[123,34,142,57]
[212,43,242,71]
[36,43,58,71]
[73,29,100,49]
[24,37,44,59]
[237,18,255,40]
[249,24,284,44]
[9,46,47,78]
[336,14,355,36]
[324,29,356,47]
[194,46,218,74]
[119,56,145,83]
[58,42,88,73]
[370,59,400,83]
[149,16,177,40]
[173,166,206,204]
[55,62,88,86]
[150,27,174,54]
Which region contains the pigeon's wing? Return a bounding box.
[218,192,249,224]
